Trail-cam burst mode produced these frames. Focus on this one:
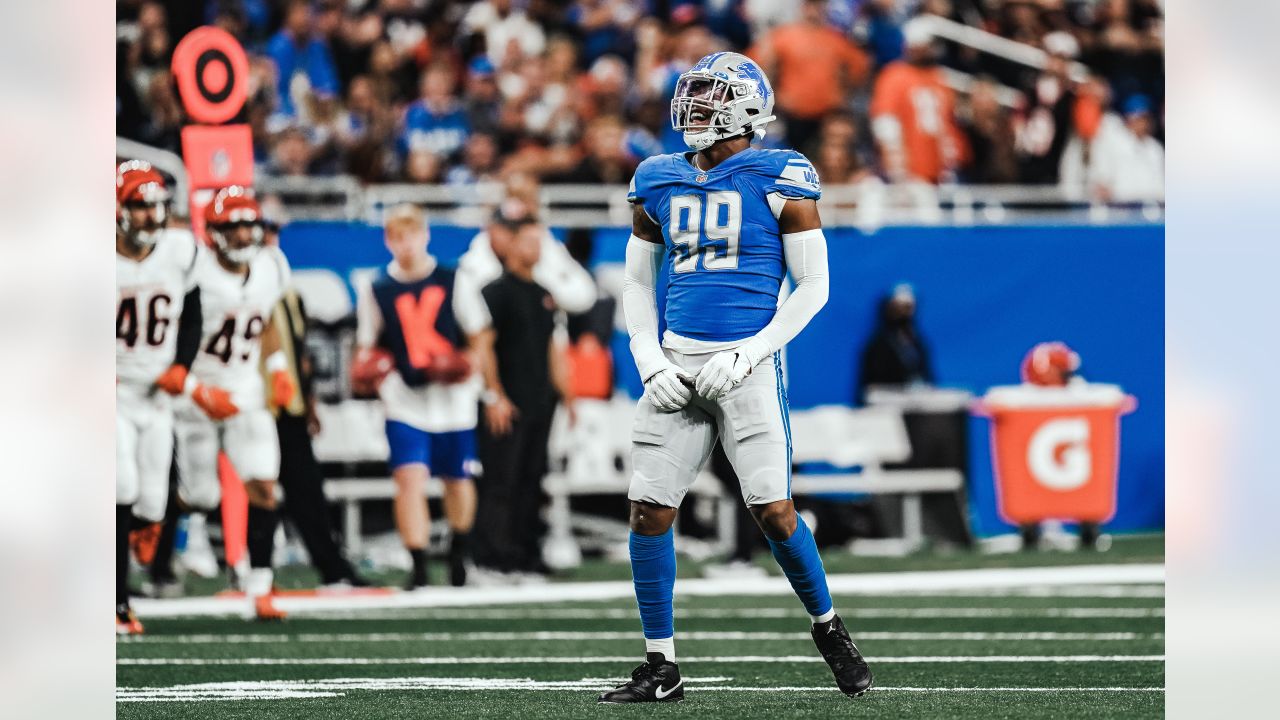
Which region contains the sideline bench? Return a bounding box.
[317,399,964,560]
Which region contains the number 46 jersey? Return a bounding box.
[116,228,202,389]
[189,246,291,411]
[627,147,821,344]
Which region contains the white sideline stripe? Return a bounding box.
[961,585,1164,598]
[120,630,1162,644]
[131,564,1164,618]
[291,607,1164,621]
[118,654,1164,666]
[114,676,1165,703]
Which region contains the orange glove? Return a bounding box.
[264,351,294,408]
[192,383,238,421]
[154,364,189,395]
[271,370,295,408]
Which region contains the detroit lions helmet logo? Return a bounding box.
[727,60,771,107]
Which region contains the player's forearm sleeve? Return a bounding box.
[622,235,668,382]
[739,228,829,367]
[174,288,202,369]
[533,236,596,314]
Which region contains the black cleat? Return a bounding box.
[812,614,874,698]
[448,550,468,587]
[598,653,684,703]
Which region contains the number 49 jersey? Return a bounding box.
[116,229,202,388]
[628,147,821,343]
[190,246,291,410]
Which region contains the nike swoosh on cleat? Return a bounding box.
[655,680,682,699]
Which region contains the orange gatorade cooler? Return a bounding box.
[975,384,1136,525]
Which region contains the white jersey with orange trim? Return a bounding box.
[188,246,291,410]
[115,228,203,389]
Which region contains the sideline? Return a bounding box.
[132,563,1165,619]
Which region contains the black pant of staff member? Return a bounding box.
[472,218,576,576]
[268,289,366,587]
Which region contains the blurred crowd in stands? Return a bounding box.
[118,0,1164,199]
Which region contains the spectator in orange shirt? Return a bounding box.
[869,18,968,184]
[748,0,870,148]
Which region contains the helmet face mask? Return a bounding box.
[119,199,169,247]
[211,221,264,265]
[204,185,264,266]
[671,53,776,151]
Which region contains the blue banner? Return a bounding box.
[282,221,1164,536]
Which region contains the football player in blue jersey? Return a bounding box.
[598,52,873,704]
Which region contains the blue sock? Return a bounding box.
[630,528,676,640]
[766,514,833,618]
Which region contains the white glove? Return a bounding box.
[644,365,694,412]
[695,351,753,401]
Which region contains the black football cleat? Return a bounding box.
[448,534,471,587]
[448,548,468,588]
[812,615,874,698]
[598,653,684,703]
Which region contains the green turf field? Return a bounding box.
[117,536,1164,718]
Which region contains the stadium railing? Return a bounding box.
[115,136,1164,227]
[256,176,1164,228]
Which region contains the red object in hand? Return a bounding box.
[351,347,395,396]
[154,364,188,395]
[271,369,295,408]
[425,350,472,384]
[192,383,239,420]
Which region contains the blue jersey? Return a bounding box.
[400,100,470,158]
[371,266,465,387]
[628,147,822,342]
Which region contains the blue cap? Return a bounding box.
[469,56,495,77]
[1123,94,1151,117]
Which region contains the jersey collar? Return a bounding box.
[681,146,756,178]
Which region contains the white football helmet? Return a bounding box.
[671,52,776,151]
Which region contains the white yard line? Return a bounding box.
[120,630,1162,644]
[676,686,1166,692]
[117,654,1165,666]
[115,676,1164,703]
[131,564,1164,619]
[957,585,1164,598]
[290,606,1164,621]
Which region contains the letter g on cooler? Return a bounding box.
[1025,417,1091,491]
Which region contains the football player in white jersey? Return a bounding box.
[115,161,229,634]
[173,185,295,620]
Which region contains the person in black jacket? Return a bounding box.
[857,283,933,404]
[855,283,972,548]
